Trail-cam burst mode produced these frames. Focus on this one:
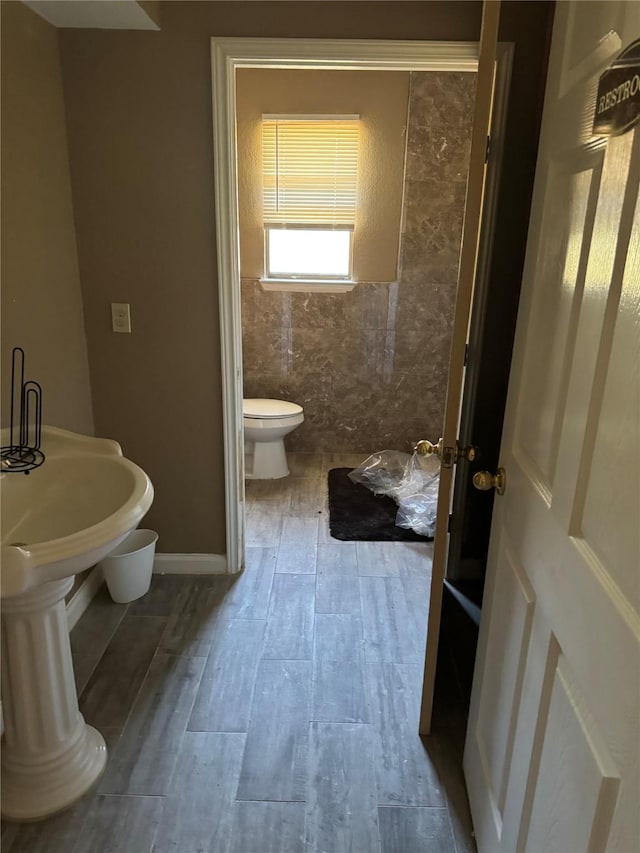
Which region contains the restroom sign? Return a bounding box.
[593,38,640,137]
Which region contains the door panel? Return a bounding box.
[523,655,620,853]
[579,186,639,607]
[475,533,534,820]
[464,1,640,850]
[515,155,603,491]
[552,131,638,533]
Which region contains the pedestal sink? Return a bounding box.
[0,426,154,821]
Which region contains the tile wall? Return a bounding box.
[242,72,476,452]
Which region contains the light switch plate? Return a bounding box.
[111,302,131,333]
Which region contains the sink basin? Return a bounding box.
[0,426,154,821]
[1,426,153,598]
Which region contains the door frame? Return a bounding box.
[210,36,479,574]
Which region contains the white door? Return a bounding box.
[464,2,640,851]
[419,0,500,733]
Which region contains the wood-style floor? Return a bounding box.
[1,452,475,853]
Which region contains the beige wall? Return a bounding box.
[236,69,409,283]
[1,1,93,436]
[58,1,481,555]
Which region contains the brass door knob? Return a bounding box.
[472,467,506,495]
[415,438,443,458]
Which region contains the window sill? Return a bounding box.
[259,278,357,294]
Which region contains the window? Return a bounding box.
[262,115,360,281]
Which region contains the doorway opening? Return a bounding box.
[210,37,479,573]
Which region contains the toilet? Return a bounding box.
[243,398,304,479]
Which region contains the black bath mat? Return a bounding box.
[327,468,433,542]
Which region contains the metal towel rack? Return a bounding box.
[1,347,45,474]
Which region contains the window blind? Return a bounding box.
[262,116,360,229]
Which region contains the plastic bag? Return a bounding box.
[347,450,412,497]
[396,483,439,538]
[387,451,439,503]
[348,449,440,537]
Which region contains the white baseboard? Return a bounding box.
[66,566,104,631]
[153,553,228,575]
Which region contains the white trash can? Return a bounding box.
[100,529,158,604]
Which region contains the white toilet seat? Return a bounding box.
[243,398,303,419]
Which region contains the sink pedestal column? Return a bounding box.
[1,577,107,821]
